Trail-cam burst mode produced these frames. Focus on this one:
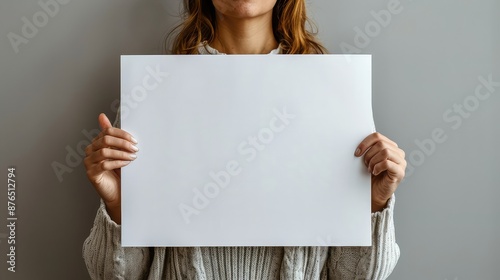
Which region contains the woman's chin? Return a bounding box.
[213,0,276,20]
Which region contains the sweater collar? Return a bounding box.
[198,41,282,55]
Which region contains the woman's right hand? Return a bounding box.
[84,113,139,224]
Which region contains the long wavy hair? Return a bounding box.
[166,0,327,54]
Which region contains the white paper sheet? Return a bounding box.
[120,54,373,247]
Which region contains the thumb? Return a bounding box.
[98,113,113,130]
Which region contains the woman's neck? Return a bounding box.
[210,11,278,54]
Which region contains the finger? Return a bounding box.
[355,132,398,157]
[85,135,137,156]
[372,160,405,180]
[93,113,137,144]
[84,146,136,169]
[98,113,113,130]
[92,127,138,145]
[91,135,139,153]
[363,141,401,166]
[87,148,137,165]
[367,148,405,173]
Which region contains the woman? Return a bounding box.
[83,0,407,279]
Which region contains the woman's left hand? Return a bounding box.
[355,132,407,212]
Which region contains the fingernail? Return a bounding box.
[131,145,139,152]
[355,148,361,156]
[131,137,138,144]
[129,154,137,159]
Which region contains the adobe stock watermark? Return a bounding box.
[0,232,10,271]
[7,0,72,54]
[339,0,408,56]
[405,74,499,178]
[178,106,296,224]
[52,65,169,182]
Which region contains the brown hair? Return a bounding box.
[166,0,327,54]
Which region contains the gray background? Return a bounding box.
[0,0,498,279]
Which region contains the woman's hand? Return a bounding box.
[84,113,138,224]
[355,132,406,213]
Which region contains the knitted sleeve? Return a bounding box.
[327,194,400,280]
[82,200,153,280]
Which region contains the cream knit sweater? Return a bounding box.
[82,44,400,280]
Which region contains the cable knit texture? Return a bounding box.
[82,44,400,279]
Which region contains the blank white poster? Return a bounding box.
[120,54,373,247]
